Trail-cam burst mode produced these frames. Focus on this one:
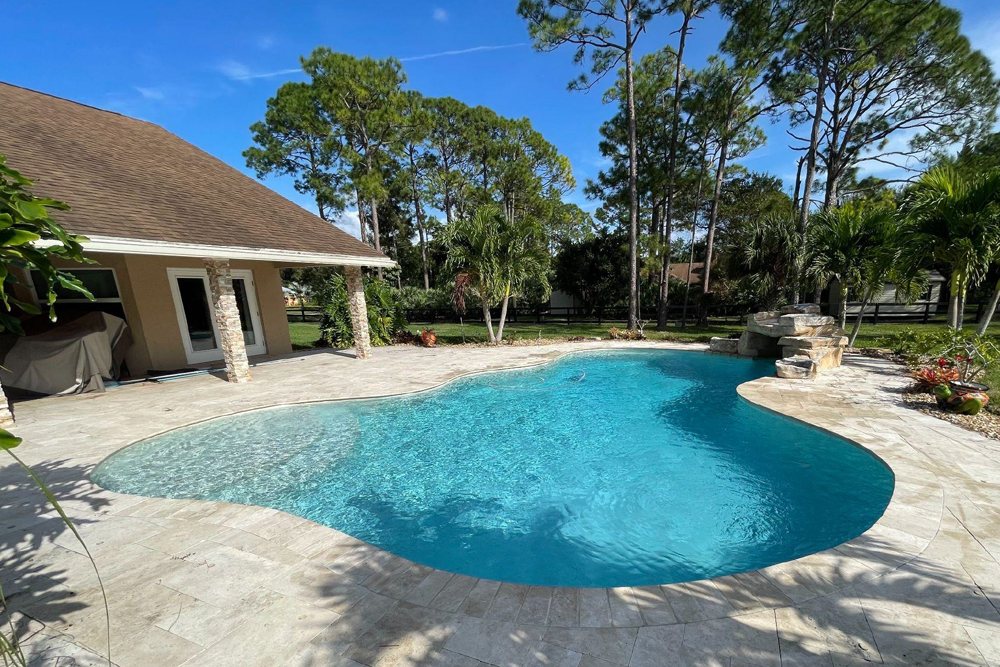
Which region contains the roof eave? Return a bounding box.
[74,235,396,268]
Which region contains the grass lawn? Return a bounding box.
[288,319,1000,350]
[289,321,325,350]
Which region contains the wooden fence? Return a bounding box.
[288,299,983,327]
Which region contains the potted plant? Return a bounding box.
[421,329,437,347]
[930,340,996,414]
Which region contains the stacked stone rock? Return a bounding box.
[205,259,252,383]
[344,266,372,360]
[709,304,848,379]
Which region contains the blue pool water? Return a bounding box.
[93,350,894,587]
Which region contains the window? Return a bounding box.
[30,268,122,303]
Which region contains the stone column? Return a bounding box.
[0,377,13,427]
[344,266,372,360]
[205,259,252,383]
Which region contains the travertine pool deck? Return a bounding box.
[3,341,1000,666]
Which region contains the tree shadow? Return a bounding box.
[284,493,1000,666]
[0,457,111,657]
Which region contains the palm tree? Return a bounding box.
[721,212,798,311]
[901,168,1000,330]
[807,202,922,346]
[443,204,549,344]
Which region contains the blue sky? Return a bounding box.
[5,0,1000,238]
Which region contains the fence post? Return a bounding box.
[922,301,930,324]
[872,302,879,325]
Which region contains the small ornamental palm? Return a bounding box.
[806,201,922,345]
[443,204,549,344]
[901,167,1000,330]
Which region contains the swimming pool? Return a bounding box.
[93,349,894,587]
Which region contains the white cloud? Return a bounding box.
[257,35,276,50]
[133,86,164,100]
[433,7,449,22]
[400,43,527,62]
[334,210,362,239]
[217,59,300,82]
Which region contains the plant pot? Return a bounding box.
[937,380,990,415]
[421,330,437,347]
[950,380,990,395]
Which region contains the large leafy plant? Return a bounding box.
[1,154,94,332]
[315,273,407,348]
[0,155,107,664]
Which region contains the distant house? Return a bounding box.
[549,262,705,310]
[829,271,946,316]
[0,82,392,389]
[668,262,704,286]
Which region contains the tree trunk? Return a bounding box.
[848,295,871,348]
[496,289,511,343]
[794,2,834,304]
[838,285,849,331]
[657,214,673,329]
[355,187,369,245]
[698,135,729,326]
[370,199,383,280]
[444,183,454,225]
[947,270,963,329]
[680,156,707,328]
[417,221,430,290]
[656,10,691,330]
[957,288,966,331]
[825,165,841,211]
[792,154,805,215]
[977,277,1000,336]
[482,301,496,343]
[651,200,661,257]
[409,154,431,291]
[624,8,640,331]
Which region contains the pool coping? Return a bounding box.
[89,344,941,623]
[6,341,964,667]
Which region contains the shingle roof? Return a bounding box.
[669,262,704,284]
[0,82,389,264]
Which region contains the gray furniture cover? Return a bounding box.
[1,312,131,395]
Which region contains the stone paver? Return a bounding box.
[2,342,998,665]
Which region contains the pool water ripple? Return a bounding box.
[93,350,894,587]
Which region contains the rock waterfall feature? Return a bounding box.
[708,304,848,379]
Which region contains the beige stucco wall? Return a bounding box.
[44,253,292,377]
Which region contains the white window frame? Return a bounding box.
[166,267,267,364]
[28,267,124,304]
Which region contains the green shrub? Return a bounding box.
[875,328,1000,367]
[394,286,456,311]
[315,273,407,348]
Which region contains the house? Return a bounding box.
[549,262,705,310]
[0,82,392,418]
[828,271,946,317]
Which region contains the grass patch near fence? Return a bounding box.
[289,321,324,350]
[288,319,1000,350]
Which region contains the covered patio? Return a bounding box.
[0,81,394,425]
